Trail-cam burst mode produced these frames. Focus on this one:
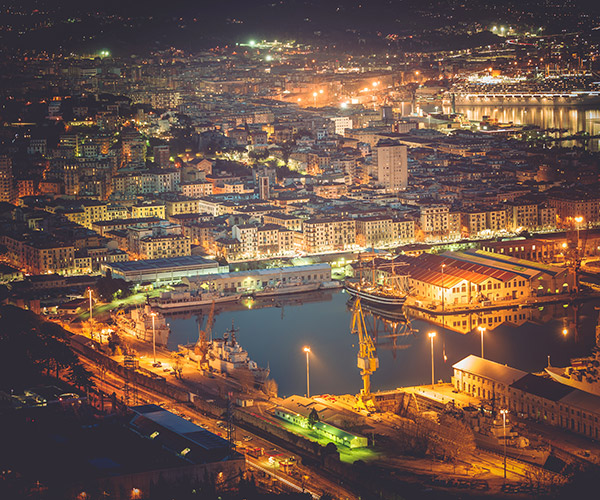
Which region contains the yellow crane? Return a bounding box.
[351,297,379,412]
[194,301,215,371]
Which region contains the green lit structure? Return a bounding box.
[274,396,368,449]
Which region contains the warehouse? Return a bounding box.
[102,255,225,284]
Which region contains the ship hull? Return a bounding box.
[345,283,407,307]
[252,283,321,297]
[545,366,600,396]
[154,293,242,310]
[117,322,169,346]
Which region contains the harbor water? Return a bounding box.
[444,104,600,151]
[164,290,599,398]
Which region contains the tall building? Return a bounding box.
[0,156,14,203]
[153,145,170,168]
[259,176,270,200]
[373,139,407,192]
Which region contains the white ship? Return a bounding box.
[206,322,270,384]
[114,304,170,346]
[546,351,600,397]
[252,280,321,297]
[179,313,269,386]
[545,309,600,396]
[152,289,242,310]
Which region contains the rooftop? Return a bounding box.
[453,355,527,386]
[510,373,574,401]
[105,255,218,273]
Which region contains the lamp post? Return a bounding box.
[313,92,318,107]
[574,216,583,252]
[500,409,508,480]
[477,325,486,359]
[150,312,157,366]
[441,264,446,329]
[88,288,93,322]
[303,346,311,398]
[428,332,436,386]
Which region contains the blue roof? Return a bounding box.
[131,405,229,451]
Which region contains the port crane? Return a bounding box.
[351,297,379,412]
[194,301,215,371]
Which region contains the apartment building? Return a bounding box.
[505,200,538,232]
[355,216,397,247]
[548,190,600,227]
[131,202,166,220]
[302,218,356,253]
[180,180,214,198]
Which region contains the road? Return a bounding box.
[75,339,357,499]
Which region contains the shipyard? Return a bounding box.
[4,1,600,498]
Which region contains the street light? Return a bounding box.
[303,346,311,398]
[312,92,318,106]
[150,311,158,366]
[575,216,583,251]
[477,325,486,359]
[428,332,436,386]
[88,288,93,322]
[500,409,508,479]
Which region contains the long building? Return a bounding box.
[398,250,573,307]
[452,356,600,441]
[102,255,224,284]
[183,263,332,293]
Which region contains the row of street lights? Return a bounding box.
[303,323,490,398]
[427,326,487,385]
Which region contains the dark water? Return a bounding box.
[164,291,599,398]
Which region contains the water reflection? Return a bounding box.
[443,104,600,151]
[163,290,599,397]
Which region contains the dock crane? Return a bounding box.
[194,301,215,371]
[351,297,379,412]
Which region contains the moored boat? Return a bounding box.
[114,304,170,346]
[344,280,407,307]
[152,289,242,310]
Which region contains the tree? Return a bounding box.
[94,275,132,302]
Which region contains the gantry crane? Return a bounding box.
[351,297,379,412]
[194,301,215,371]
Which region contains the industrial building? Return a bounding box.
[102,256,225,284]
[183,263,332,293]
[380,249,574,308]
[452,356,600,441]
[273,396,368,449]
